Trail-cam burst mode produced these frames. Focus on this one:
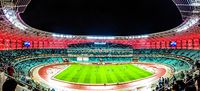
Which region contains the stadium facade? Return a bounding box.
[0,0,199,50]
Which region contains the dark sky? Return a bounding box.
[20,0,183,36]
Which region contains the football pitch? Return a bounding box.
[54,64,153,84]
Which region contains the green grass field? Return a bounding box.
[54,64,153,84]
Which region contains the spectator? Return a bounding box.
[2,79,17,91]
[7,65,14,76]
[51,88,55,91]
[195,76,200,91]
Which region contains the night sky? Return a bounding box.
[20,0,183,36]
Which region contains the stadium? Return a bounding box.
[0,0,200,91]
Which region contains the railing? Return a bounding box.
[0,69,52,91]
[156,68,198,91]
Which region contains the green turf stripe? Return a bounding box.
[120,65,134,81]
[71,66,83,83]
[77,65,88,83]
[55,65,74,80]
[105,66,114,83]
[131,65,153,77]
[106,65,119,83]
[116,65,131,81]
[76,66,86,83]
[84,66,91,83]
[64,65,81,81]
[100,65,108,84]
[127,65,152,79]
[90,66,96,83]
[127,65,144,79]
[111,65,125,82]
[95,68,101,83]
[124,65,140,80]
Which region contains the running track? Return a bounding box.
[31,62,173,91]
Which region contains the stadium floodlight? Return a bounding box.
[140,35,149,38]
[52,34,58,37]
[130,35,148,39]
[3,7,28,30]
[176,17,199,32]
[52,34,73,38]
[86,36,115,39]
[60,35,64,37]
[191,2,200,6]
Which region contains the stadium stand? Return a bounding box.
[0,49,199,90]
[0,0,200,90]
[139,57,190,72]
[14,57,63,76]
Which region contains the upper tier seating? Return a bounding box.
[133,49,200,61]
[67,43,133,57]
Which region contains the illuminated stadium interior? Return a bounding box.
[0,0,200,91]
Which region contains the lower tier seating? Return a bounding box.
[14,57,63,75]
[139,57,190,72]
